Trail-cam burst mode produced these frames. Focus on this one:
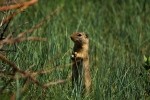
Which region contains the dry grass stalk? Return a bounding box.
[0,0,38,11]
[0,0,38,26]
[0,53,72,88]
[0,1,69,98]
[43,72,72,87]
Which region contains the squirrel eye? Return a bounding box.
[77,34,82,36]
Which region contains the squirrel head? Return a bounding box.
[70,32,89,46]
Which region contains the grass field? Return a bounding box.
[0,0,150,99]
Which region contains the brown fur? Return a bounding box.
[70,32,91,94]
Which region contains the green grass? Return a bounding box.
[0,0,150,99]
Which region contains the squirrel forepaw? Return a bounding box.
[71,52,77,60]
[74,52,77,56]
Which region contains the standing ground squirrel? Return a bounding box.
[70,32,91,94]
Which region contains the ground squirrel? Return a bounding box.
[70,32,91,94]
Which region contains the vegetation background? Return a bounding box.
[0,0,150,99]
